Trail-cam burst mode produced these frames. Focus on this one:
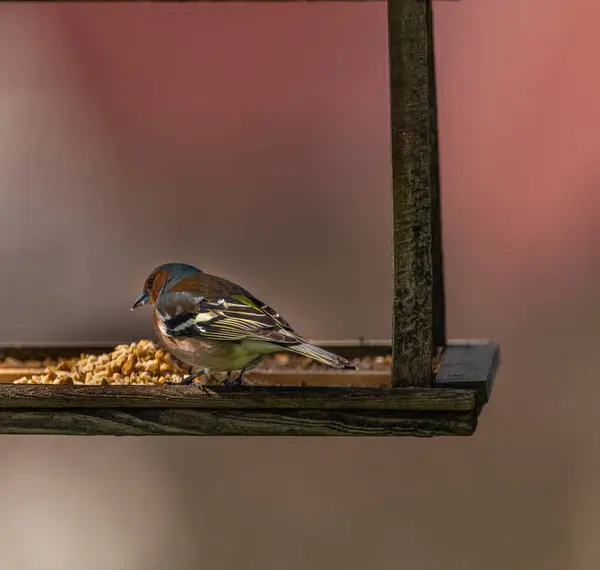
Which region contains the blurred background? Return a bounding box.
[0,0,597,568]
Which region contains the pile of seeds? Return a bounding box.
[13,340,190,385]
[7,341,392,385]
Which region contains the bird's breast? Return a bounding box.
[152,326,269,373]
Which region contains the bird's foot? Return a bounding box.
[196,384,218,397]
[220,370,244,388]
[179,374,201,385]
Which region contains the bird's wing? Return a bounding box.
[155,290,304,345]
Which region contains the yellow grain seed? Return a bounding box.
[56,376,74,385]
[114,354,127,369]
[122,354,136,376]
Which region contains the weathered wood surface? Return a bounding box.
[388,0,445,388]
[0,341,499,397]
[435,340,500,404]
[0,341,495,436]
[0,385,476,411]
[0,409,476,436]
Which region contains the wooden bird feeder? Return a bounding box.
[0,0,499,436]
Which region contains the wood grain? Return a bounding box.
[0,409,476,436]
[0,342,498,396]
[0,385,476,411]
[388,0,446,388]
[0,341,495,436]
[435,340,500,405]
[0,369,41,384]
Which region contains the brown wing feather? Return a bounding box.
[168,273,241,298]
[156,275,303,345]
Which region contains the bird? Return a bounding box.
[131,262,357,388]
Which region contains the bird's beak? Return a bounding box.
[131,291,150,310]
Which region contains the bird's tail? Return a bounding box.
[286,343,357,370]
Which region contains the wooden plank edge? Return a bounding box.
[0,341,500,411]
[0,369,45,383]
[0,385,477,412]
[434,340,500,405]
[0,408,477,437]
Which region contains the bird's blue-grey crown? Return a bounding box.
[154,262,202,292]
[132,262,202,310]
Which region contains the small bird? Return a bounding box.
[131,262,356,387]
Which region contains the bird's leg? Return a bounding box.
[236,365,249,385]
[221,365,250,387]
[165,370,216,396]
[179,373,202,385]
[221,373,240,387]
[221,356,264,387]
[183,372,217,397]
[221,368,244,387]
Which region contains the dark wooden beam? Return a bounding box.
[435,340,500,405]
[0,409,476,436]
[388,0,445,388]
[0,385,475,411]
[0,342,495,436]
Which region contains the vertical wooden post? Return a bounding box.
[388,0,446,387]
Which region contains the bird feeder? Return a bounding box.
[0,0,499,436]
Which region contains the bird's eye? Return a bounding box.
[146,277,155,291]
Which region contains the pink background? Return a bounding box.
[0,1,599,568]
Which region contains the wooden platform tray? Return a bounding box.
[0,340,499,437]
[0,339,393,387]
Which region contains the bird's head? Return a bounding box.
[131,263,202,310]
